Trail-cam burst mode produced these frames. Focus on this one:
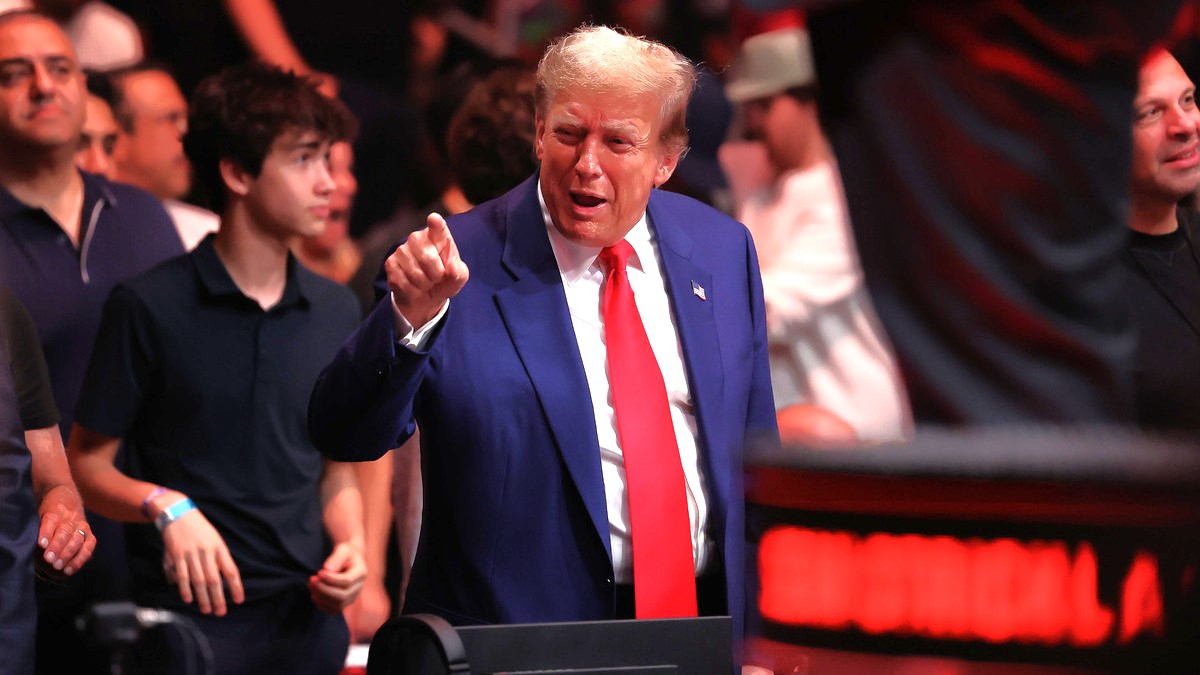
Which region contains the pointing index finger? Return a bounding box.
[426,212,457,259]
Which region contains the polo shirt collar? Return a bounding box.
[81,171,119,209]
[0,169,117,223]
[192,234,312,309]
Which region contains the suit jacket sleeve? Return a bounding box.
[308,295,435,461]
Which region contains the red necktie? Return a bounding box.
[599,240,698,619]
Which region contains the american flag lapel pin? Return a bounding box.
[691,280,706,301]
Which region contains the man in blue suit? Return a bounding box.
[309,25,777,638]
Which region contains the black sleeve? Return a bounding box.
[0,285,59,430]
[72,284,158,438]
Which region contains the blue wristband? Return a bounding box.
[154,497,196,532]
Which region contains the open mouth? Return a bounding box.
[571,193,605,208]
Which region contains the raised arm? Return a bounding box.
[308,213,468,460]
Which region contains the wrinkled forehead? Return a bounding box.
[123,70,186,104]
[0,15,75,61]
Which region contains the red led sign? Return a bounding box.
[758,526,1169,647]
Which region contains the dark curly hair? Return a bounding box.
[446,66,538,205]
[184,60,358,213]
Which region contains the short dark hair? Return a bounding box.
[446,66,537,205]
[84,69,115,108]
[184,60,358,213]
[783,84,819,104]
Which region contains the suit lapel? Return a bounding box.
[647,194,728,512]
[492,179,612,558]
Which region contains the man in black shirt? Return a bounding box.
[67,62,365,674]
[1125,47,1200,433]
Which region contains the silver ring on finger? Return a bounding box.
[76,529,87,538]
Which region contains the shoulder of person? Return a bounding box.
[650,187,744,233]
[114,251,196,309]
[89,175,175,226]
[293,263,362,323]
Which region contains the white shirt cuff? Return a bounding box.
[391,292,449,352]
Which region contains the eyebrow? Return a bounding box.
[0,54,74,67]
[287,139,325,152]
[549,114,643,137]
[601,121,643,137]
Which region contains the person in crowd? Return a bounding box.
[0,10,183,673]
[1124,47,1200,433]
[662,67,735,214]
[109,62,219,248]
[294,140,362,284]
[0,286,97,675]
[442,65,539,210]
[67,61,366,674]
[309,25,777,652]
[75,71,118,178]
[724,27,910,445]
[221,0,421,236]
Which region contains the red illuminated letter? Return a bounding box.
[1069,543,1114,646]
[1012,541,1072,645]
[1118,552,1164,644]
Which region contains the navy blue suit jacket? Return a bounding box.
[309,175,777,631]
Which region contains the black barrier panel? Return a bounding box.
[368,614,732,675]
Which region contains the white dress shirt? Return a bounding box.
[537,185,712,584]
[738,161,910,442]
[165,200,220,251]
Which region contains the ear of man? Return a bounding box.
[218,158,252,197]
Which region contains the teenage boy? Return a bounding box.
[67,61,365,674]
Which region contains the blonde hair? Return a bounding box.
[536,25,696,157]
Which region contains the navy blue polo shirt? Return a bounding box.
[73,235,361,607]
[0,171,183,439]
